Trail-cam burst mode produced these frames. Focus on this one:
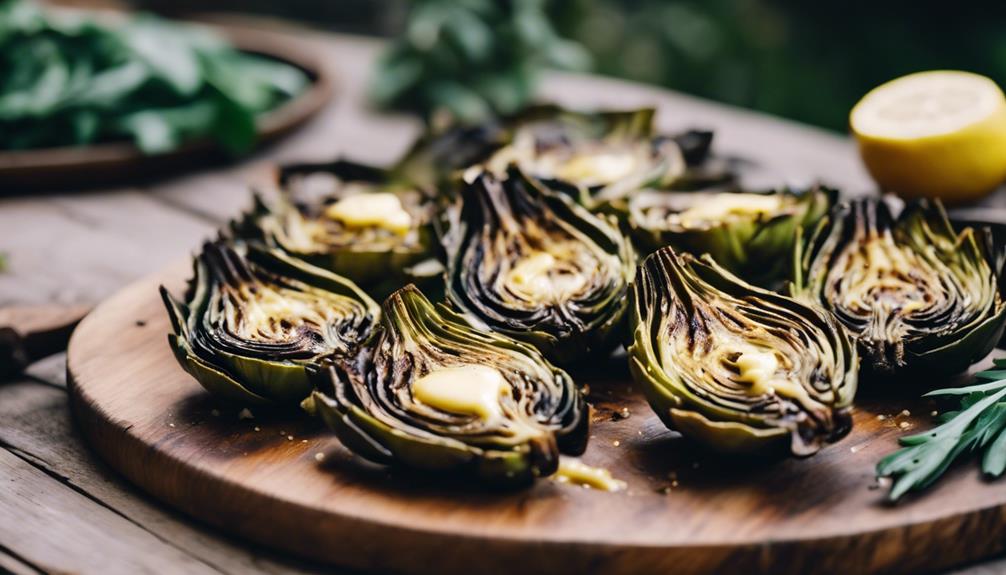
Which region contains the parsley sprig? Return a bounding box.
[877,358,1006,501]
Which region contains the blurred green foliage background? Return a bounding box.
[144,0,1006,132]
[554,0,1006,132]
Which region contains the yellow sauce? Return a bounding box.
[412,365,509,421]
[506,251,587,302]
[323,192,411,235]
[554,457,626,492]
[731,346,812,405]
[674,193,783,226]
[554,150,638,185]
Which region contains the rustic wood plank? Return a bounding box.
[22,352,68,388]
[0,545,43,575]
[0,378,329,575]
[950,559,1006,575]
[0,446,224,574]
[0,189,215,308]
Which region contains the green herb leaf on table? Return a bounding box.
[877,358,1006,501]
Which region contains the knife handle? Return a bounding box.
[0,304,91,381]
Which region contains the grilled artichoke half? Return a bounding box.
[233,159,438,298]
[308,285,588,486]
[483,106,685,209]
[628,186,835,287]
[629,248,858,455]
[793,198,1006,378]
[161,240,379,405]
[443,165,635,365]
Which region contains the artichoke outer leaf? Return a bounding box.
[169,334,273,405]
[443,165,635,365]
[792,198,1006,379]
[628,248,858,456]
[473,105,685,211]
[669,408,791,455]
[160,240,378,406]
[232,159,438,298]
[310,284,587,486]
[628,185,836,288]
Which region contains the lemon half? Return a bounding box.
[851,70,1006,203]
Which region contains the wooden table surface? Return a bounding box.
[1,18,1004,575]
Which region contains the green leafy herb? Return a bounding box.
[877,358,1006,501]
[0,0,307,154]
[371,0,591,123]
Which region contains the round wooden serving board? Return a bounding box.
[67,262,1006,575]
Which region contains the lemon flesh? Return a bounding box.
[851,70,1006,203]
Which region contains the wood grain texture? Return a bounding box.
[0,378,334,575]
[0,447,223,575]
[66,262,1006,575]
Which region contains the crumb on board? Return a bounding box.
[612,407,631,421]
[314,452,326,463]
[237,408,254,420]
[254,426,261,432]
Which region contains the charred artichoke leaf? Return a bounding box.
[629,248,857,455]
[309,284,587,486]
[161,240,379,405]
[793,198,1006,377]
[659,129,742,192]
[481,106,685,209]
[232,159,439,298]
[443,165,635,365]
[629,185,835,287]
[392,120,509,192]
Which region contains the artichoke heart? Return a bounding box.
[444,165,635,364]
[482,106,685,209]
[794,198,1006,377]
[161,240,379,405]
[233,159,438,297]
[629,186,835,286]
[309,285,587,486]
[629,248,857,455]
